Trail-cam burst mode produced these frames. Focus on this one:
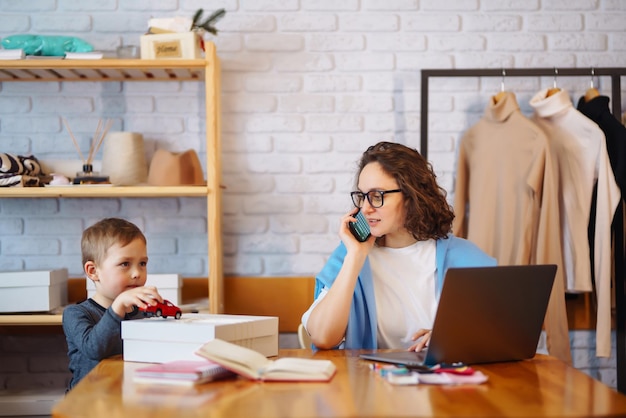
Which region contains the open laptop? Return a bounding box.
[359,264,557,368]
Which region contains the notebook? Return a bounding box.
[359,264,557,368]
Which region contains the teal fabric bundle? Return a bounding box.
[1,34,93,56]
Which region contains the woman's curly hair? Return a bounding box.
[356,141,454,241]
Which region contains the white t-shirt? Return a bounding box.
[369,240,437,349]
[301,240,437,349]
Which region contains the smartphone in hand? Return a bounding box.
[349,210,371,242]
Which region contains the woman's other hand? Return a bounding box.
[408,328,432,352]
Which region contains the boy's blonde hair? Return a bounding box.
[81,218,146,266]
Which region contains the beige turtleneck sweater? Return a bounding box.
[453,91,571,363]
[530,88,620,358]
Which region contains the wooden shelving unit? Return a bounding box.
[0,43,224,322]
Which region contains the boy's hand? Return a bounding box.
[111,286,163,318]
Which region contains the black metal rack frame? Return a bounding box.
[420,67,626,393]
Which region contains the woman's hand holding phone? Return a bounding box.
[348,209,371,242]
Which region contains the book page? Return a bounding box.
[195,339,271,380]
[263,358,336,381]
[266,358,333,374]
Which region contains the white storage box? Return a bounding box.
[140,32,203,59]
[122,313,279,363]
[87,274,182,305]
[0,269,68,313]
[0,389,65,417]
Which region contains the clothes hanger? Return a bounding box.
[546,67,561,97]
[584,67,600,102]
[493,68,507,104]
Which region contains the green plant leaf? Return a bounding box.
[190,8,226,35]
[190,8,204,30]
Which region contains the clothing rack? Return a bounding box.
[420,67,626,393]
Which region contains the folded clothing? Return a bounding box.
[0,152,45,187]
[0,174,40,187]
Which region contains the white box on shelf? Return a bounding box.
[140,32,203,60]
[0,389,66,417]
[87,274,182,305]
[122,313,279,363]
[0,269,68,313]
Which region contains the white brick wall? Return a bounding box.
[1,0,625,393]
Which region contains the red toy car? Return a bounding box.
[140,299,182,319]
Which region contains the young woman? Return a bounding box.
[301,142,496,351]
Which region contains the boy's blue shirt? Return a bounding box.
[63,298,144,391]
[314,234,497,349]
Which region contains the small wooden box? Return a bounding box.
[140,32,203,60]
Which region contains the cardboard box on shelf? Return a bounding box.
[87,273,182,305]
[140,32,203,60]
[122,313,279,363]
[0,269,68,313]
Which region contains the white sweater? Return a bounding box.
[453,91,570,363]
[530,88,621,358]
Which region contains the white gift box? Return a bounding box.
[121,313,279,363]
[87,274,182,305]
[140,32,203,60]
[0,269,68,312]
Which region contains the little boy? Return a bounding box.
[62,217,163,390]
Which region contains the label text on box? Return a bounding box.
[154,40,182,58]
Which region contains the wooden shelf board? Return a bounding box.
[0,58,209,82]
[0,314,63,326]
[0,185,209,198]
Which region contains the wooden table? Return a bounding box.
[52,349,626,418]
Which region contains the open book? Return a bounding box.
[195,339,337,382]
[133,360,234,386]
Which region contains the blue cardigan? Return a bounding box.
[314,235,497,349]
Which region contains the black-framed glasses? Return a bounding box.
[350,189,402,208]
